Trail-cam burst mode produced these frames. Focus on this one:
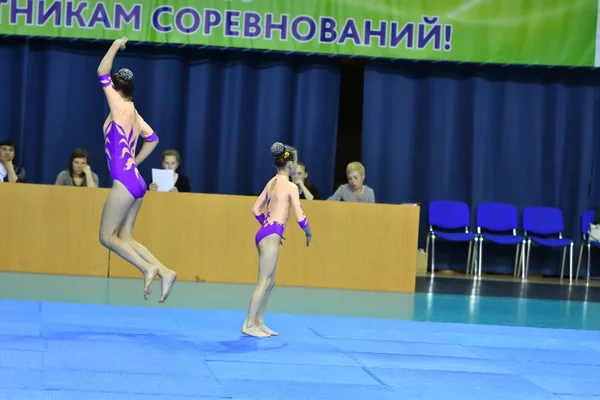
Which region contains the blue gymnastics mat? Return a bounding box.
[0,299,599,400]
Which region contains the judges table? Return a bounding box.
[0,184,420,292]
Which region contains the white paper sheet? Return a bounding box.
[151,168,175,192]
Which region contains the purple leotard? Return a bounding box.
[253,188,309,246]
[99,73,158,199]
[103,121,147,198]
[255,221,285,246]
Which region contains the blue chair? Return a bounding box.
[474,202,526,279]
[425,200,477,275]
[575,209,599,284]
[522,207,573,282]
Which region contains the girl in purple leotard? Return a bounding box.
[97,37,177,303]
[242,142,312,338]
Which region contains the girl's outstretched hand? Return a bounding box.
[114,37,128,50]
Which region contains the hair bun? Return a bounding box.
[117,68,134,81]
[270,142,285,158]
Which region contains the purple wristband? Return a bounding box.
[99,73,113,88]
[144,132,158,143]
[298,218,308,229]
[255,214,266,225]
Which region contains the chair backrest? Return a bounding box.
[522,206,564,236]
[581,210,595,235]
[429,200,470,230]
[476,202,519,233]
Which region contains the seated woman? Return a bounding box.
[55,148,99,187]
[290,162,320,200]
[328,161,375,203]
[148,149,190,193]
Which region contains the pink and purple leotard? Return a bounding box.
[254,191,309,246]
[99,74,158,199]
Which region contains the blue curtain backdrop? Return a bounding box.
[587,110,600,212]
[0,37,341,197]
[362,60,600,276]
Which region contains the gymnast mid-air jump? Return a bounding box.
[96,37,177,303]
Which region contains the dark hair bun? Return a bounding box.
[270,142,286,158]
[117,68,134,81]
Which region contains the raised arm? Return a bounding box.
[97,37,128,115]
[252,188,268,225]
[135,115,159,166]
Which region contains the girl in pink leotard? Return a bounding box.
[96,37,177,303]
[242,142,312,338]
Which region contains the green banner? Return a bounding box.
[0,0,597,67]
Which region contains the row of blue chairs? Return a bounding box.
[424,201,599,283]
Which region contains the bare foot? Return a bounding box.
[242,325,270,338]
[259,324,279,336]
[159,268,177,303]
[143,266,159,300]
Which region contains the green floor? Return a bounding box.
[1,271,599,331]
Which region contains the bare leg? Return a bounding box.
[99,181,158,299]
[257,272,278,336]
[116,197,177,303]
[242,235,280,338]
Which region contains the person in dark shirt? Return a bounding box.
[148,149,190,193]
[0,140,26,183]
[290,162,319,200]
